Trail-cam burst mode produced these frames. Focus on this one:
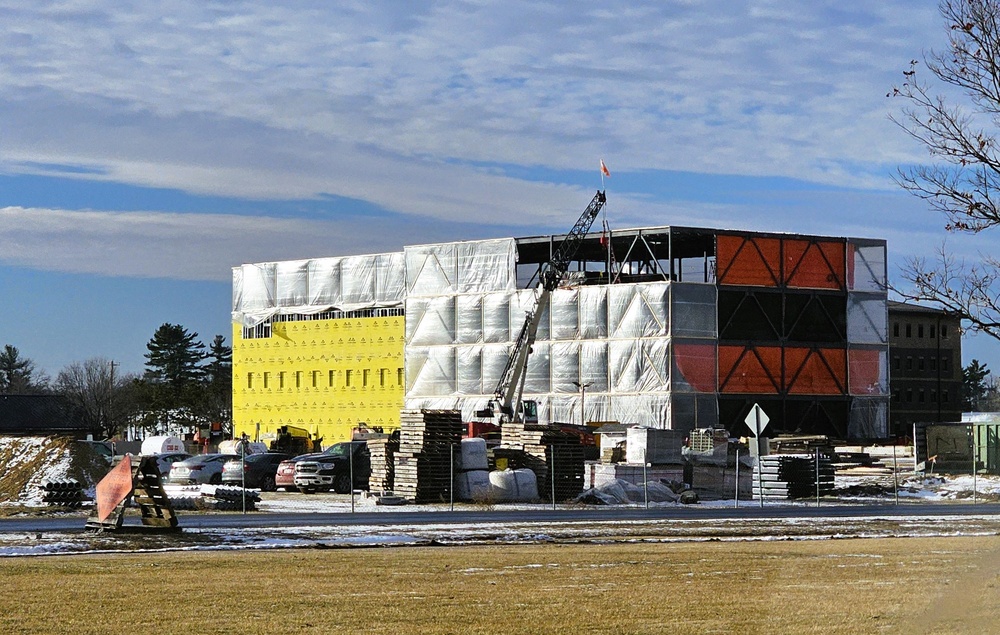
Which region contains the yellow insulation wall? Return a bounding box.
[232,314,405,447]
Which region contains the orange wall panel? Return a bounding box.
[717,235,781,287]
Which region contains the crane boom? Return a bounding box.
[488,190,607,423]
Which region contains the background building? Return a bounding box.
[232,226,889,445]
[888,301,963,436]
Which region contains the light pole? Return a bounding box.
[572,381,593,429]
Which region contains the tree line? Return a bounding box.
[0,324,231,440]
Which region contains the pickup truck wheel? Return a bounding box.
[261,476,276,492]
[334,475,352,495]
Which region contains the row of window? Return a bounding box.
[247,368,404,390]
[893,388,949,404]
[242,307,405,339]
[891,321,949,339]
[892,355,950,373]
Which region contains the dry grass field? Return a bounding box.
[1,536,999,634]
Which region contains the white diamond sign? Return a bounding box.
[744,403,770,437]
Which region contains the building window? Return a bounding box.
[930,325,936,338]
[942,325,948,338]
[329,370,335,387]
[906,357,913,371]
[893,356,900,371]
[918,357,925,371]
[345,370,353,387]
[906,324,912,337]
[918,389,925,403]
[930,357,937,371]
[295,371,302,388]
[312,371,319,388]
[893,390,900,403]
[263,372,270,389]
[247,373,253,389]
[893,323,899,337]
[943,389,950,403]
[398,368,404,386]
[380,369,387,387]
[363,369,370,387]
[931,389,937,402]
[942,357,949,373]
[242,321,272,339]
[906,389,913,402]
[279,372,285,389]
[918,324,924,338]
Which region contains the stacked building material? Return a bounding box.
[393,409,463,503]
[368,436,399,492]
[40,479,86,508]
[495,425,585,502]
[752,454,835,501]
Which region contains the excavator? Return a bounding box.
[477,190,607,427]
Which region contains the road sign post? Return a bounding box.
[745,404,770,508]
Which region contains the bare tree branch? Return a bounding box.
[890,0,1000,341]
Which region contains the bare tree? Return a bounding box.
[55,358,137,439]
[890,0,1000,337]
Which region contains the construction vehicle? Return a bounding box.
[269,425,321,454]
[477,190,607,426]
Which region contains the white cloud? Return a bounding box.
[0,1,950,205]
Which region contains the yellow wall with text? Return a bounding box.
[232,314,405,447]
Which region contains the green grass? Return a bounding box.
[1,537,999,634]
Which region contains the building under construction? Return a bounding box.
[231,223,888,445]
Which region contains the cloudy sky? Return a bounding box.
[2,0,997,378]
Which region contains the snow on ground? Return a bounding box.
[5,438,1000,557]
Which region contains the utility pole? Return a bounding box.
[108,360,118,440]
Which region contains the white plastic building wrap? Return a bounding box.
[404,262,682,427]
[232,252,405,326]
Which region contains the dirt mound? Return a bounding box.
[0,436,111,505]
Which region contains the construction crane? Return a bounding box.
[479,190,607,425]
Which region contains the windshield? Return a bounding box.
[322,442,353,458]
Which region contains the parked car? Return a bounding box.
[151,452,193,478]
[294,441,370,494]
[275,453,324,491]
[167,453,240,485]
[221,452,292,491]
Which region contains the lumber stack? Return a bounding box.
[368,436,399,492]
[393,409,463,503]
[752,454,835,501]
[496,425,585,502]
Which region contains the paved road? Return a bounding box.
[5,501,1000,534]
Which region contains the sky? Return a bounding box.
[2,1,999,380]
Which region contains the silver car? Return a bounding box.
[167,453,240,485]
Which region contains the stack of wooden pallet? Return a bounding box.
[368,436,400,492]
[496,425,585,502]
[393,409,463,503]
[752,454,835,501]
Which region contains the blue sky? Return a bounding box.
[2,1,998,379]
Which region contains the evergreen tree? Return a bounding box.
[0,345,48,394]
[139,324,206,430]
[202,335,233,432]
[963,359,991,411]
[144,324,206,386]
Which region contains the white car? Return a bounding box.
[151,452,192,478]
[167,453,239,485]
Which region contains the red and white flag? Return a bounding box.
[600,159,610,177]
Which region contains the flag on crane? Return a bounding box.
[600,159,611,177]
